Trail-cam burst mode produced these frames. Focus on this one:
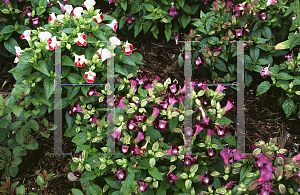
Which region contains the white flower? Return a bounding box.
[96,48,112,62]
[14,46,24,57]
[49,13,56,21]
[64,5,73,14]
[57,14,64,20]
[109,36,121,46]
[67,172,78,181]
[106,19,118,32]
[72,7,83,19]
[83,0,95,11]
[21,30,31,41]
[38,32,52,41]
[46,36,60,50]
[74,54,88,67]
[93,12,104,25]
[292,14,297,20]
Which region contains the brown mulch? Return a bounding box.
[0,35,299,194]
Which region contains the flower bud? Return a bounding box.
[144,177,152,182]
[149,158,156,168]
[170,156,177,162]
[153,181,159,188]
[180,173,188,179]
[279,184,286,194]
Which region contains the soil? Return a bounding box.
[0,28,300,195]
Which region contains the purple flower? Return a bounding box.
[256,163,273,185]
[224,97,235,111]
[168,83,179,94]
[137,180,148,193]
[297,170,300,179]
[75,151,82,161]
[126,118,139,131]
[125,15,135,26]
[128,77,138,92]
[224,181,236,189]
[22,6,33,17]
[89,114,98,123]
[166,173,178,185]
[216,85,228,92]
[251,143,259,152]
[200,171,213,186]
[159,100,168,110]
[285,54,294,62]
[2,0,9,3]
[74,169,81,178]
[168,2,178,18]
[108,122,124,142]
[108,0,116,5]
[68,101,82,116]
[172,32,179,44]
[235,28,243,38]
[133,113,147,123]
[30,15,41,27]
[220,149,247,165]
[87,87,99,96]
[121,145,129,153]
[260,65,271,78]
[227,0,233,7]
[214,125,229,138]
[154,118,169,131]
[255,153,270,169]
[115,96,126,109]
[257,182,274,195]
[183,155,196,168]
[57,1,66,13]
[260,11,267,21]
[136,130,144,142]
[114,169,127,181]
[151,105,161,117]
[130,143,140,156]
[167,143,179,156]
[167,94,179,107]
[199,107,215,137]
[47,0,53,8]
[63,0,69,3]
[194,55,203,67]
[206,148,215,161]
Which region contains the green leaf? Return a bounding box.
[169,117,178,131]
[67,86,80,100]
[119,16,126,29]
[240,165,251,182]
[72,133,87,145]
[145,126,162,143]
[256,59,270,65]
[47,6,62,14]
[250,47,260,64]
[176,0,185,8]
[37,175,45,188]
[178,54,184,67]
[217,116,233,126]
[143,12,156,20]
[165,29,172,42]
[34,60,50,77]
[0,25,14,35]
[143,20,152,34]
[130,53,143,64]
[182,4,193,14]
[215,59,228,72]
[134,24,143,38]
[104,177,122,189]
[157,187,166,195]
[58,28,74,34]
[8,167,18,177]
[121,171,135,187]
[30,120,39,131]
[4,38,19,54]
[94,30,107,41]
[180,15,191,29]
[121,1,127,11]
[262,26,271,39]
[213,177,221,189]
[275,39,292,50]
[71,189,84,195]
[282,99,295,117]
[131,0,143,14]
[143,3,154,12]
[222,133,236,147]
[245,73,253,87]
[121,55,136,66]
[148,167,163,180]
[24,139,39,150]
[67,73,82,83]
[16,185,25,195]
[207,36,219,45]
[12,105,23,117]
[62,55,75,66]
[152,29,159,39]
[44,78,54,100]
[211,136,224,150]
[36,7,46,15]
[277,72,294,80]
[256,81,271,96]
[13,146,27,157]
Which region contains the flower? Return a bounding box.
[57,14,64,20]
[47,0,53,7]
[75,151,82,161]
[172,32,179,44]
[63,0,69,3]
[109,122,125,142]
[89,114,97,123]
[226,0,233,7]
[38,32,52,41]
[256,163,273,185]
[251,143,259,152]
[216,85,228,92]
[136,130,145,142]
[109,36,121,46]
[154,118,169,131]
[108,0,116,5]
[49,13,64,22]
[257,182,274,195]
[84,68,96,83]
[74,54,87,67]
[267,0,277,6]
[285,54,294,62]
[224,181,236,189]
[151,105,161,117]
[75,33,87,46]
[293,14,297,20]
[21,30,31,41]
[96,48,112,61]
[167,143,179,156]
[46,36,60,50]
[183,155,196,168]
[74,169,81,178]
[255,153,270,169]
[114,168,127,181]
[137,180,148,193]
[122,41,133,55]
[64,5,73,13]
[168,2,178,18]
[214,125,229,138]
[87,87,98,96]
[125,15,135,26]
[200,171,213,186]
[260,10,267,21]
[14,46,24,63]
[93,12,104,25]
[106,19,118,32]
[235,28,243,38]
[71,7,84,19]
[194,55,204,67]
[199,107,215,137]
[30,15,41,27]
[67,172,78,181]
[22,6,32,17]
[121,145,129,153]
[220,148,247,165]
[293,153,300,161]
[71,101,82,114]
[166,173,178,185]
[224,97,235,111]
[260,64,271,78]
[57,1,66,13]
[82,0,95,10]
[167,94,179,107]
[115,96,126,109]
[127,118,139,131]
[168,83,179,94]
[133,113,147,123]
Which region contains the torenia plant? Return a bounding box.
[8,0,142,113]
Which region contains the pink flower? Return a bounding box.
[122,41,133,55]
[74,54,87,67]
[224,97,235,111]
[46,36,59,50]
[87,87,98,97]
[168,2,178,18]
[267,0,277,6]
[21,30,31,41]
[166,173,178,185]
[260,64,271,78]
[71,7,83,19]
[57,1,66,13]
[167,143,179,156]
[84,68,96,83]
[74,33,87,46]
[93,12,104,25]
[82,0,95,10]
[256,163,273,185]
[109,122,125,142]
[292,14,297,20]
[293,153,300,161]
[136,130,145,142]
[127,118,139,131]
[216,85,228,92]
[106,19,118,32]
[96,48,112,61]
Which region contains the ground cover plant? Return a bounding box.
[0,0,300,194]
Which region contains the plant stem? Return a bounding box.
[31,126,48,136]
[44,187,46,195]
[9,188,14,195]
